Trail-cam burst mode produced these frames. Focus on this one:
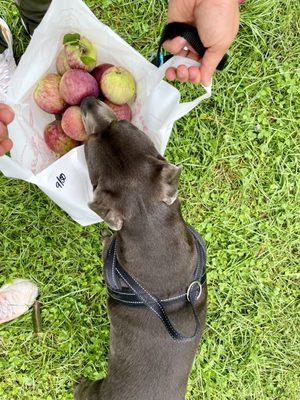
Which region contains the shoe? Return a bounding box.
[0,18,16,103]
[0,279,39,324]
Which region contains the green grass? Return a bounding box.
[0,0,299,399]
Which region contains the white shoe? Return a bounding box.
[0,279,39,324]
[0,18,16,103]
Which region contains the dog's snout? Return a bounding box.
[80,96,99,112]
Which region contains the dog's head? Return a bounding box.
[81,97,181,231]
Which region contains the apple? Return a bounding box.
[34,74,67,114]
[63,33,97,72]
[56,48,70,76]
[61,106,88,141]
[44,121,78,155]
[59,69,99,105]
[105,100,132,121]
[92,63,113,84]
[101,66,136,105]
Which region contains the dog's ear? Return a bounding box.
[89,186,124,231]
[82,100,117,135]
[157,162,182,205]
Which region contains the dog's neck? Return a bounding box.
[115,200,196,297]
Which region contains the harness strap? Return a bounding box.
[114,262,202,342]
[104,226,206,342]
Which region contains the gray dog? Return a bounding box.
[74,97,207,400]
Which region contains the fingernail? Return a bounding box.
[202,77,212,87]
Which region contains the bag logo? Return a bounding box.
[56,173,66,188]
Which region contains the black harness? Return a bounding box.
[103,226,207,343]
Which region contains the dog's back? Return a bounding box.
[75,98,207,400]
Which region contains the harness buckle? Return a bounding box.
[186,281,202,303]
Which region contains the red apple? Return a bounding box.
[104,100,132,121]
[61,106,88,141]
[59,69,99,105]
[92,63,114,85]
[34,74,67,114]
[44,120,78,155]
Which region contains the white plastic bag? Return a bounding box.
[0,0,211,226]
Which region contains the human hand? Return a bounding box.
[164,0,240,85]
[0,104,14,156]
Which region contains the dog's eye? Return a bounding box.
[93,184,97,191]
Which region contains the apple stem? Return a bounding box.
[79,43,87,54]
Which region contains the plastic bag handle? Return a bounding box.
[152,56,211,126]
[155,22,228,70]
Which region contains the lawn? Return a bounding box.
[0,0,299,399]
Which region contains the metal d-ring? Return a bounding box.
[186,281,202,303]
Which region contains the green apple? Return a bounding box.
[101,66,136,105]
[63,33,97,72]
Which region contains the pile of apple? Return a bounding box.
[33,33,136,156]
